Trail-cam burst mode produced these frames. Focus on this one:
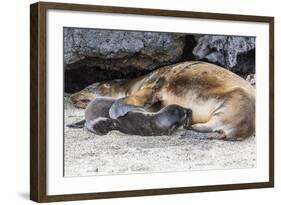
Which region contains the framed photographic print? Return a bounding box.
[30,1,274,202]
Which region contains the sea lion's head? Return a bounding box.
[158,105,192,130]
[70,91,96,109]
[70,82,115,109]
[70,80,130,109]
[70,82,104,108]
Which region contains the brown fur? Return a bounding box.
[70,61,255,140]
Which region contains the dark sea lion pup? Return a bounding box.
[67,97,192,136]
[115,104,192,136]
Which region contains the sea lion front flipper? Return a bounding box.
[66,119,86,128]
[85,117,115,135]
[109,86,159,119]
[109,98,144,119]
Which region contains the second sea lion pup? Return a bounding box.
[67,97,192,136]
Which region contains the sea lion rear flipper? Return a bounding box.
[66,119,86,128]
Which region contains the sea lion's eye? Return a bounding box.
[81,99,90,103]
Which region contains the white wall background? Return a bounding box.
[0,0,279,204]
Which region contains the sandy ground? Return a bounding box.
[64,96,256,177]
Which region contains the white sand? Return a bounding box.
[64,96,256,177]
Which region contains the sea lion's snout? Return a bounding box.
[70,92,95,109]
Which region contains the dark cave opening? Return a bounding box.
[64,65,152,93]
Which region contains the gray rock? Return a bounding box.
[192,35,255,74]
[63,29,256,93]
[64,28,186,72]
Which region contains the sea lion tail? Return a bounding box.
[66,120,86,128]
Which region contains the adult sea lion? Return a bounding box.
[67,97,192,136]
[70,61,255,140]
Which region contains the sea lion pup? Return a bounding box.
[67,97,192,136]
[67,97,117,134]
[114,104,192,136]
[70,61,255,140]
